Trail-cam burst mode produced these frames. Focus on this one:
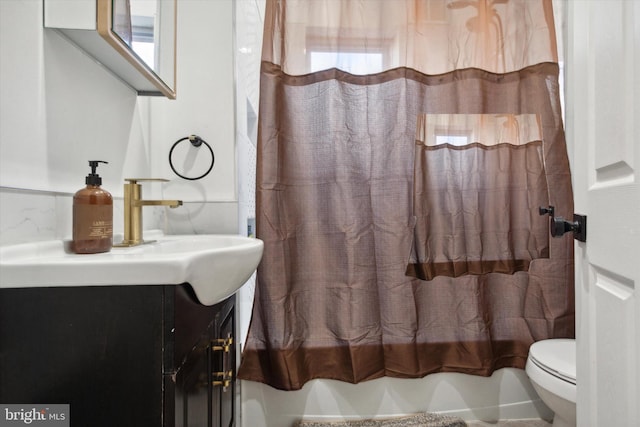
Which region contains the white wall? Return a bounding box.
[150,0,240,235]
[0,0,239,246]
[0,0,150,244]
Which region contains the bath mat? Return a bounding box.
[295,412,467,427]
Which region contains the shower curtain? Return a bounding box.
[238,0,574,391]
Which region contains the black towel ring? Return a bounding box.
[168,135,215,181]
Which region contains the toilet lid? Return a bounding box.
[529,339,576,384]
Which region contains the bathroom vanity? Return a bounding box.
[0,283,235,427]
[0,232,262,426]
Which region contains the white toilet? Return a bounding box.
[525,339,576,427]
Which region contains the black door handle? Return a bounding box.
[539,206,587,242]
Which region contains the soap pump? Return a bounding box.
[72,160,113,254]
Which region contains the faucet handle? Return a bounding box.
[124,178,170,184]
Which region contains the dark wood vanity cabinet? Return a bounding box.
[174,286,236,427]
[0,284,236,427]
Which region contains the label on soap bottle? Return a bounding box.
[73,204,113,239]
[73,204,113,253]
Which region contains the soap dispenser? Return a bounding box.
[73,160,113,254]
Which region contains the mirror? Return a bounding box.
[97,0,176,98]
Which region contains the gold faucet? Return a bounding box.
[115,178,183,247]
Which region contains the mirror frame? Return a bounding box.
[96,0,176,99]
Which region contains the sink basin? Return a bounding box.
[0,232,263,306]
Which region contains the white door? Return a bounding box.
[566,1,640,426]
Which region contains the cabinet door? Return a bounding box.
[212,299,235,427]
[177,341,211,427]
[0,286,167,427]
[174,293,236,427]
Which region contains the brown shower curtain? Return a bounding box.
[238,0,574,391]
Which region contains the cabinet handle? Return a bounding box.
[212,370,234,388]
[213,370,233,378]
[212,333,234,391]
[211,337,233,353]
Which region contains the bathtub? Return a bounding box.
[240,369,553,427]
[237,280,552,427]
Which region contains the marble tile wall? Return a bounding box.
[0,187,241,246]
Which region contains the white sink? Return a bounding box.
[0,232,263,306]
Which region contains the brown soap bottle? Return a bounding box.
[72,160,113,254]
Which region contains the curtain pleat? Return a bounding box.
[238,0,573,391]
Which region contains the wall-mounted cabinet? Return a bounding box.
[44,0,177,98]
